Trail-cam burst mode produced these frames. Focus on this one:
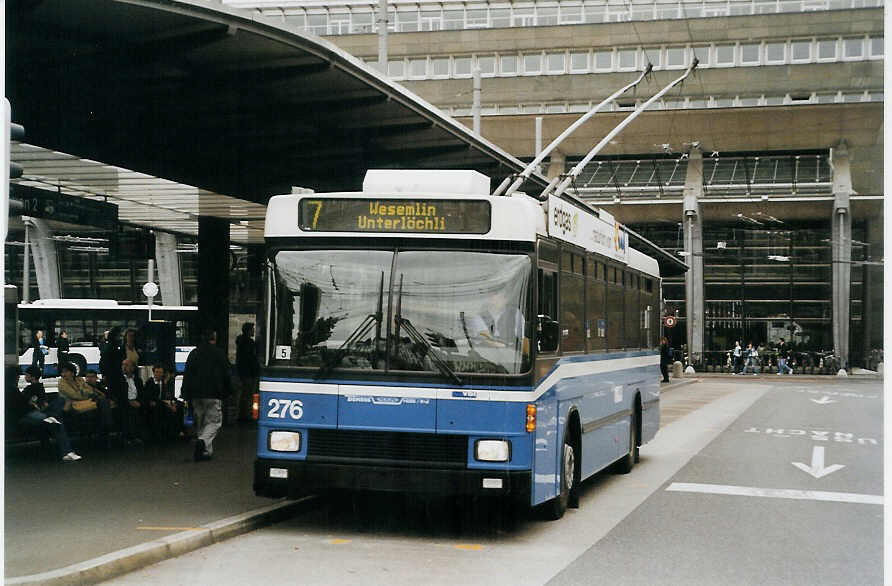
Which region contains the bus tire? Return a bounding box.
[69,354,88,377]
[546,431,575,520]
[614,408,639,475]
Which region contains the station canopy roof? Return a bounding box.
[8,0,550,243]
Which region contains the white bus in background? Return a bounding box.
[17,298,198,377]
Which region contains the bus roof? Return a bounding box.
[19,299,198,312]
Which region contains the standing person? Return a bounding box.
[99,327,124,382]
[31,329,47,374]
[732,341,743,375]
[235,323,260,422]
[181,329,233,461]
[659,336,671,383]
[57,330,70,370]
[6,367,81,461]
[123,329,140,367]
[743,342,759,375]
[775,337,793,375]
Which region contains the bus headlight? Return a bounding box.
[269,431,301,452]
[475,439,510,462]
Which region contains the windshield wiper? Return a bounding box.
[393,274,463,386]
[316,271,384,378]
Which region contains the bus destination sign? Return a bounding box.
[299,198,491,234]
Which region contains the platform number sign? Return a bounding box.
[664,316,677,328]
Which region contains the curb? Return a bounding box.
[660,378,699,392]
[5,496,316,586]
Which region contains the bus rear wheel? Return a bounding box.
[68,354,88,377]
[614,409,639,474]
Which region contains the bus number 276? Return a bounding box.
[267,399,304,420]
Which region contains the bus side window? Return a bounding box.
[537,268,559,353]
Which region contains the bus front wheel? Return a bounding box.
[614,409,639,474]
[546,433,575,520]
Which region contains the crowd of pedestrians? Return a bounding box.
[8,322,260,464]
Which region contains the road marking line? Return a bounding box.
[329,538,352,545]
[454,544,485,551]
[136,526,204,531]
[666,482,882,505]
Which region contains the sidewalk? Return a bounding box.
[4,421,309,585]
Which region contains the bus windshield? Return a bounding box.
[270,249,531,376]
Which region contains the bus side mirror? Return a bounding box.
[298,283,320,333]
[537,315,559,353]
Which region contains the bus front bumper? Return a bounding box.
[254,458,531,501]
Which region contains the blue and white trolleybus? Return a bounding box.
[253,169,662,519]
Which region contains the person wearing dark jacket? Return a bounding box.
[30,330,47,374]
[181,330,232,461]
[99,327,125,382]
[235,323,260,422]
[109,358,147,445]
[659,337,671,383]
[6,366,81,461]
[144,364,181,441]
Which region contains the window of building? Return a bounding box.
[740,43,761,65]
[584,4,605,22]
[546,52,566,73]
[691,46,710,66]
[570,51,589,72]
[643,47,662,68]
[523,53,543,74]
[491,8,510,27]
[817,39,838,60]
[764,95,784,105]
[666,46,686,68]
[843,37,864,59]
[569,103,589,112]
[538,6,558,25]
[408,58,427,77]
[791,40,812,62]
[715,44,735,66]
[512,7,535,27]
[870,36,884,57]
[431,57,450,77]
[500,54,518,74]
[560,5,583,23]
[306,14,328,35]
[500,105,520,114]
[477,55,496,76]
[594,50,613,70]
[764,42,786,63]
[689,98,707,108]
[443,10,463,30]
[284,12,305,29]
[545,103,566,113]
[397,10,419,32]
[328,13,351,35]
[816,92,839,104]
[388,59,405,78]
[351,11,373,33]
[421,10,443,31]
[522,103,542,113]
[868,91,883,102]
[617,48,637,70]
[454,56,472,76]
[466,9,487,27]
[713,97,733,108]
[842,92,864,103]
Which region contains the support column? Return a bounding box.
[830,143,852,370]
[198,217,230,352]
[546,151,565,180]
[682,147,704,368]
[23,216,61,299]
[154,231,183,306]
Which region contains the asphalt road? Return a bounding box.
[103,379,883,586]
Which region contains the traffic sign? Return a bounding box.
[664,316,677,328]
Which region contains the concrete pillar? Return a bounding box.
[198,217,230,352]
[830,143,853,370]
[682,147,704,367]
[546,151,565,180]
[154,231,183,306]
[23,216,61,299]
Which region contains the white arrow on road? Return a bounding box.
[811,396,837,405]
[792,446,845,479]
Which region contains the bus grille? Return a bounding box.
[307,429,468,469]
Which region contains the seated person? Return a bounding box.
[83,370,114,407]
[56,363,115,435]
[144,364,181,441]
[108,359,147,446]
[6,366,81,461]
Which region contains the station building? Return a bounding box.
[230,0,884,369]
[4,0,883,371]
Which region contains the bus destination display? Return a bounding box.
[299,198,491,234]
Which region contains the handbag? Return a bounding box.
[183,404,194,428]
[70,399,98,413]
